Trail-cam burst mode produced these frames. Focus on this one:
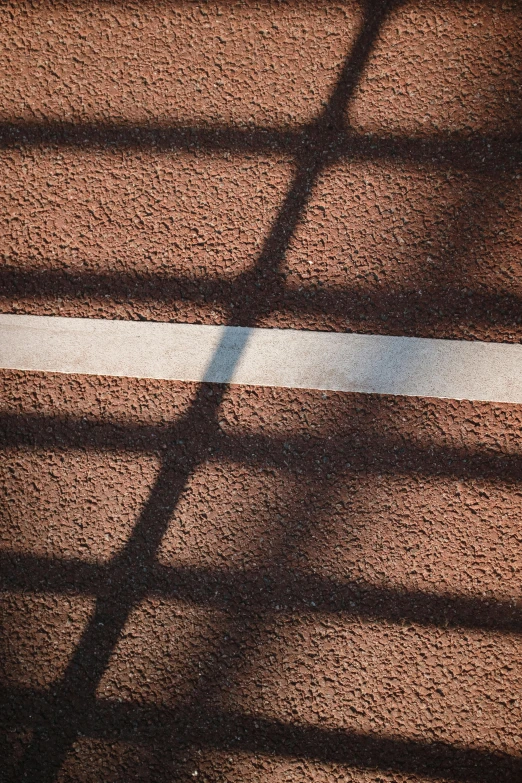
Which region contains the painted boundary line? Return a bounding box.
[1,314,522,403]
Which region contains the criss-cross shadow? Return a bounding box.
[6,2,400,780]
[1,132,520,338]
[1,8,521,340]
[2,396,522,782]
[2,0,522,781]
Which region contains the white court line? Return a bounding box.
[1,314,522,403]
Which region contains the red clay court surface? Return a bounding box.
[1,1,522,782]
[1,0,521,341]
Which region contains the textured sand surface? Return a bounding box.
[1,0,521,781]
[2,370,522,781]
[0,0,520,340]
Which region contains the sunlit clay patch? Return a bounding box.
[349,0,522,136]
[157,459,298,570]
[284,160,466,289]
[0,593,95,689]
[217,615,522,757]
[0,148,292,307]
[0,0,361,127]
[293,472,522,601]
[0,450,161,562]
[97,599,225,706]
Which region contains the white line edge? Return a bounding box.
[1,314,521,404]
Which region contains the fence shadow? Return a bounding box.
[1,0,522,780]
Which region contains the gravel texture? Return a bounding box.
[0,0,520,341]
[2,370,522,781]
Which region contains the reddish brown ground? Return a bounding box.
[1,370,522,781]
[0,0,521,340]
[1,1,522,782]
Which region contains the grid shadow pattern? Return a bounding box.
[1,5,521,339]
[1,1,522,781]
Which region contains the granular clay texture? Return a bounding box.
[2,370,522,781]
[1,1,522,781]
[0,0,520,341]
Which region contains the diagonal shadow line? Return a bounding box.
[2,411,521,484]
[9,2,391,777]
[3,392,521,774]
[4,11,520,782]
[2,266,522,335]
[2,551,521,634]
[2,689,521,783]
[12,2,503,780]
[8,385,228,783]
[138,6,400,780]
[67,703,522,783]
